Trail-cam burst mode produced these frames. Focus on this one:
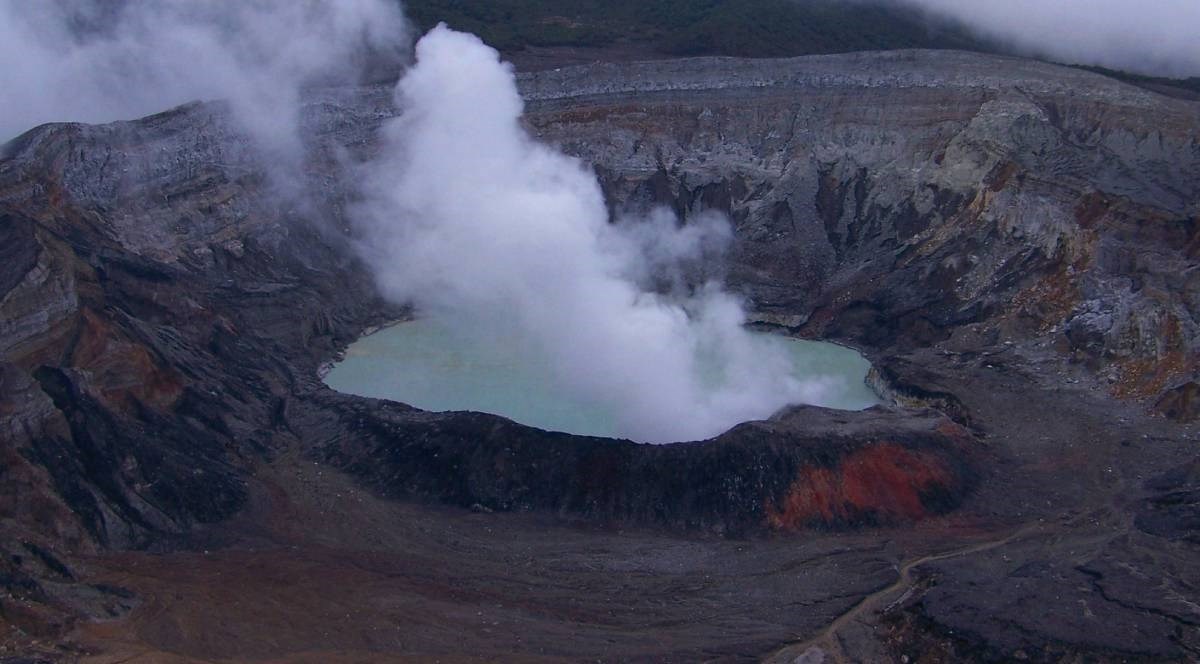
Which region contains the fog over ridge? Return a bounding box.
[888,0,1200,78]
[0,0,410,156]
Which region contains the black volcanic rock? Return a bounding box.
[1137,458,1200,544]
[311,397,974,534]
[1155,381,1200,423]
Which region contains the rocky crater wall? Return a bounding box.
[0,49,1195,563]
[1,49,1197,662]
[521,50,1200,408]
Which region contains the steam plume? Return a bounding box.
[354,26,831,443]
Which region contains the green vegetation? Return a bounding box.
[401,0,990,58]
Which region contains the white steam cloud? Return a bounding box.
[0,0,410,158]
[893,0,1200,78]
[354,26,829,443]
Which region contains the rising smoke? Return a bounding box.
[890,0,1200,78]
[353,26,830,443]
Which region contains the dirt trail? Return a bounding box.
[766,522,1044,663]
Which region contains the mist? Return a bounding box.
[353,26,832,443]
[0,0,410,160]
[890,0,1200,78]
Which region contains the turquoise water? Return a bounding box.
[324,319,879,440]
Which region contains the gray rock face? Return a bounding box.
[0,216,77,361]
[520,50,1200,402]
[7,51,1194,396]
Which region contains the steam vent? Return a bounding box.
[2,2,1199,661]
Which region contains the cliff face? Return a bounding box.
[0,98,399,640]
[523,50,1200,402]
[0,50,1197,660]
[0,109,363,551]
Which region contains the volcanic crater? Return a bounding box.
[1,49,1199,662]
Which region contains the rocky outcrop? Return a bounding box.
[1137,458,1200,544]
[1155,380,1200,422]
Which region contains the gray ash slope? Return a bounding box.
[0,50,1197,661]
